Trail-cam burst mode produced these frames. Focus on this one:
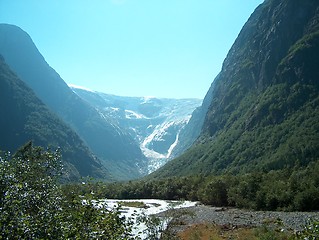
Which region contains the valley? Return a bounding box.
[1,0,319,238]
[70,85,202,173]
[92,198,319,239]
[0,23,201,180]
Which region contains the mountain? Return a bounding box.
[0,55,109,181]
[0,24,147,180]
[70,86,202,172]
[151,0,319,178]
[170,79,216,159]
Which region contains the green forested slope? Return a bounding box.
[151,0,319,178]
[0,55,110,181]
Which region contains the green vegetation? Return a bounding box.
[1,0,319,238]
[148,0,319,184]
[297,219,319,240]
[177,224,293,240]
[176,219,319,240]
[2,143,316,238]
[0,143,133,239]
[282,30,319,63]
[119,201,148,208]
[72,161,319,212]
[151,81,319,179]
[0,55,108,180]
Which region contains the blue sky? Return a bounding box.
[0,0,263,99]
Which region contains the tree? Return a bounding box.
[0,142,133,239]
[199,178,228,206]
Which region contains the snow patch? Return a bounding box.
[125,110,148,119]
[142,121,175,147]
[110,107,120,111]
[141,96,156,104]
[166,131,180,159]
[68,84,95,92]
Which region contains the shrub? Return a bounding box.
[0,142,133,239]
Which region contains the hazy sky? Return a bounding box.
[0,0,263,99]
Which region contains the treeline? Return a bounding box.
[71,161,319,212]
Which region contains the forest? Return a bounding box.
[1,143,319,239]
[73,162,319,212]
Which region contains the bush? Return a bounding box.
[199,178,228,206]
[297,219,319,239]
[0,142,133,239]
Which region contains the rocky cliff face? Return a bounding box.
[151,0,319,178]
[202,0,319,137]
[0,24,147,180]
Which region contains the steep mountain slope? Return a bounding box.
[151,0,319,178]
[0,24,147,180]
[70,86,202,172]
[170,79,216,159]
[0,55,109,181]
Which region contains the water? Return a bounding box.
[96,199,197,239]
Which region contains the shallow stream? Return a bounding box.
[98,199,197,239]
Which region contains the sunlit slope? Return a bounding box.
[150,0,319,178]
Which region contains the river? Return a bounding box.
[96,199,197,239]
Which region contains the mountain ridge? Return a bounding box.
[0,55,109,181]
[0,23,147,180]
[150,0,319,178]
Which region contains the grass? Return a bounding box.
[118,201,148,208]
[176,223,294,240]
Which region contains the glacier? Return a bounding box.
[70,85,202,173]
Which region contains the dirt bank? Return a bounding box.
[158,205,319,234]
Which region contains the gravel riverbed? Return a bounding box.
[157,205,319,233]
